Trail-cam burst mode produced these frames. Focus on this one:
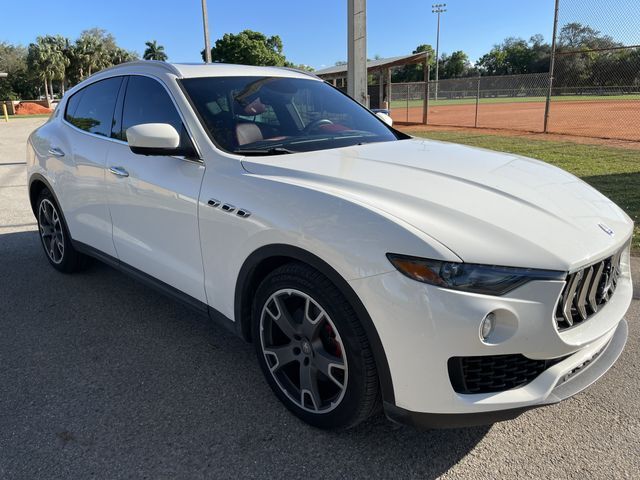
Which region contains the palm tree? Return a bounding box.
[143,41,168,61]
[110,47,138,65]
[45,35,70,96]
[73,31,112,80]
[27,38,54,101]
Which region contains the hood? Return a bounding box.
[241,139,633,271]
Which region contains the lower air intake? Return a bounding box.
[448,354,566,394]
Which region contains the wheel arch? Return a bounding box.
[28,173,59,216]
[234,243,395,404]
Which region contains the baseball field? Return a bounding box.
[391,95,640,141]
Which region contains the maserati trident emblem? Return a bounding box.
[598,223,615,237]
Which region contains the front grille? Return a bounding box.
[555,246,625,331]
[448,355,566,394]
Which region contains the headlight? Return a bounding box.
[386,253,565,295]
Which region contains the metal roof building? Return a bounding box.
[314,52,428,81]
[314,52,429,114]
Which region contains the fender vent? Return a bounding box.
[221,204,235,213]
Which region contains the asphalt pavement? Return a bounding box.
[1,118,638,479]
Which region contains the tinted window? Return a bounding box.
[65,89,84,119]
[65,77,122,136]
[181,76,400,155]
[122,76,183,134]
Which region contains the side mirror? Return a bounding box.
[126,123,182,156]
[375,111,393,127]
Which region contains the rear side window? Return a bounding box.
[122,76,183,134]
[65,77,123,137]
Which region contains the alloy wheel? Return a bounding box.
[259,288,348,413]
[38,198,64,264]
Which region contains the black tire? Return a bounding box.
[252,262,380,429]
[35,188,88,273]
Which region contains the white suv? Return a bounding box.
[27,61,633,429]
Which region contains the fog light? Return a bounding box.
[481,312,496,341]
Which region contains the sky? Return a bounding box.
[0,0,586,69]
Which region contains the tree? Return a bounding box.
[3,30,138,100]
[27,37,64,100]
[143,40,168,61]
[558,23,618,51]
[43,35,70,95]
[0,42,39,100]
[286,63,315,72]
[70,29,117,80]
[204,30,288,66]
[554,23,626,90]
[439,50,471,79]
[390,44,436,83]
[110,47,138,65]
[476,36,550,75]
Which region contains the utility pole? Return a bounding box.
[432,3,446,100]
[347,0,368,106]
[201,0,212,63]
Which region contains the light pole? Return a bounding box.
[431,3,446,100]
[201,0,212,63]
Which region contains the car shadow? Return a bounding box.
[0,230,489,479]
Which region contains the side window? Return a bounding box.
[121,76,184,138]
[65,77,123,137]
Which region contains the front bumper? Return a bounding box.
[384,318,628,428]
[348,246,633,424]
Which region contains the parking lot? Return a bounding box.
[1,118,639,479]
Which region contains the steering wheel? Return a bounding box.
[302,118,334,134]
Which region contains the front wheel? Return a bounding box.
[252,262,380,429]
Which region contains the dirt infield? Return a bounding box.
[391,100,640,142]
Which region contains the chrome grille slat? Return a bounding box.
[562,273,581,327]
[587,261,605,313]
[555,246,625,331]
[575,266,593,321]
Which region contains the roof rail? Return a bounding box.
[85,60,182,80]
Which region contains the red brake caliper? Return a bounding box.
[324,324,342,358]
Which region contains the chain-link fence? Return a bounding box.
[390,74,551,131]
[547,0,640,141]
[387,0,640,142]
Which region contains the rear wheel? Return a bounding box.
[36,189,87,273]
[252,262,380,429]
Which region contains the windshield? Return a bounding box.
[180,76,401,155]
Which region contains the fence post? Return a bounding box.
[405,84,410,122]
[543,0,560,133]
[378,69,384,109]
[425,64,430,125]
[387,68,392,111]
[422,56,429,124]
[474,75,481,127]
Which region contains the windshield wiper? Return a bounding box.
[234,146,297,156]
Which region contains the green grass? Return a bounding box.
[409,130,640,253]
[6,114,52,119]
[391,94,640,108]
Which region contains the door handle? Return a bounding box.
[109,166,129,177]
[48,147,65,157]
